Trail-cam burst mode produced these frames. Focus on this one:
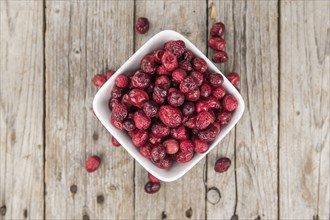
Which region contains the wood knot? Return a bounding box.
[231,214,238,220]
[313,215,319,220]
[97,195,104,204]
[82,214,89,220]
[254,216,260,220]
[23,209,28,218]
[110,185,117,190]
[0,205,6,216]
[70,184,77,194]
[92,132,99,141]
[207,187,221,204]
[185,207,192,218]
[161,211,167,219]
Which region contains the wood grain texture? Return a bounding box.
[134,1,207,219]
[0,1,44,219]
[45,1,134,219]
[280,1,330,219]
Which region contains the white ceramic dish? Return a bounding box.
[93,30,244,182]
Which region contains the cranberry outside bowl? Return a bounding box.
[93,30,244,182]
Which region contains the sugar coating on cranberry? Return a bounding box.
[85,155,101,173]
[171,125,188,140]
[150,144,166,163]
[131,70,151,89]
[185,87,200,101]
[183,49,194,61]
[140,144,152,158]
[195,111,215,130]
[112,136,121,147]
[210,22,225,37]
[123,119,136,131]
[214,157,231,173]
[208,72,224,87]
[197,124,219,142]
[192,57,208,73]
[176,151,194,164]
[148,173,160,183]
[157,155,173,169]
[157,65,170,75]
[226,72,240,87]
[180,140,194,153]
[190,71,204,86]
[163,139,179,154]
[141,55,157,74]
[217,110,232,125]
[179,60,193,72]
[180,76,198,93]
[149,133,163,145]
[181,102,195,117]
[200,83,212,98]
[153,50,164,63]
[92,74,107,87]
[115,75,130,88]
[111,86,123,98]
[222,95,238,112]
[155,76,171,89]
[133,111,151,130]
[109,98,120,110]
[212,51,228,63]
[151,122,170,138]
[129,88,149,108]
[205,97,221,109]
[159,105,183,128]
[167,90,185,107]
[208,37,226,51]
[135,17,149,34]
[144,181,161,194]
[143,101,158,117]
[111,104,127,122]
[132,129,148,147]
[193,138,209,153]
[172,68,187,83]
[212,86,226,100]
[164,40,185,58]
[161,51,178,72]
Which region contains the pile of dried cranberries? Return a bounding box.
[109,39,238,170]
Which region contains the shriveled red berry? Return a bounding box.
[148,173,160,183]
[212,51,228,63]
[141,55,157,74]
[176,151,194,164]
[163,139,179,154]
[205,97,221,109]
[111,86,123,98]
[111,118,123,130]
[151,122,170,138]
[200,83,212,98]
[143,101,158,117]
[216,110,232,125]
[164,40,185,58]
[167,90,185,107]
[197,124,219,142]
[121,94,132,108]
[192,57,208,73]
[153,50,165,63]
[92,74,107,87]
[185,87,200,101]
[180,76,198,93]
[156,65,170,75]
[180,140,194,153]
[153,85,168,98]
[149,133,163,145]
[161,51,178,72]
[190,71,204,86]
[184,116,196,129]
[214,157,231,173]
[111,104,127,122]
[195,111,215,130]
[115,75,130,88]
[109,98,120,110]
[222,95,238,112]
[183,49,194,61]
[213,121,221,131]
[155,76,171,89]
[150,144,166,163]
[132,129,148,147]
[210,22,225,37]
[135,17,149,34]
[85,155,101,173]
[195,100,209,113]
[171,125,188,140]
[144,181,161,194]
[105,70,115,80]
[123,119,136,131]
[112,136,121,147]
[193,138,208,153]
[208,72,224,87]
[181,102,195,117]
[140,143,152,158]
[226,72,240,87]
[179,60,193,72]
[131,70,151,89]
[128,88,149,108]
[157,155,173,169]
[152,93,165,104]
[159,105,183,128]
[212,86,226,100]
[172,68,187,83]
[208,37,226,51]
[133,111,151,130]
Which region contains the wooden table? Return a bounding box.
[1,1,329,219]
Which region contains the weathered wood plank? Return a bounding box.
[134,1,207,219]
[280,1,330,219]
[0,1,44,219]
[45,1,135,219]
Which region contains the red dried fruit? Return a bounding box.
[180,76,198,93]
[105,70,115,80]
[163,139,179,154]
[226,72,240,87]
[180,140,194,153]
[149,133,163,145]
[155,76,171,89]
[214,157,231,173]
[183,49,194,61]
[161,51,178,72]
[185,87,200,101]
[131,70,151,89]
[152,93,165,104]
[112,136,121,147]
[111,118,123,130]
[171,125,188,140]
[144,181,161,194]
[222,95,238,112]
[111,86,123,98]
[179,60,193,72]
[150,144,166,163]
[115,75,130,88]
[121,94,132,108]
[208,72,224,87]
[164,40,185,58]
[205,97,221,109]
[109,98,120,110]
[216,110,232,125]
[195,111,215,130]
[156,65,170,75]
[167,90,185,107]
[213,122,221,131]
[153,85,168,98]
[200,83,212,98]
[153,50,165,63]
[151,122,170,138]
[132,129,148,147]
[197,124,219,142]
[159,105,183,128]
[181,102,195,117]
[157,155,173,169]
[172,68,187,83]
[123,119,136,131]
[184,116,196,129]
[140,143,152,158]
[176,151,194,164]
[210,22,225,37]
[133,111,151,130]
[128,88,149,108]
[208,37,226,51]
[212,86,226,99]
[190,71,204,86]
[143,101,158,117]
[146,83,155,95]
[148,173,160,183]
[212,51,228,63]
[141,55,157,74]
[135,17,149,34]
[192,57,208,73]
[85,155,101,173]
[195,100,209,113]
[111,104,127,122]
[193,138,208,153]
[92,74,107,87]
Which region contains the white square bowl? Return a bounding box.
[93,30,244,182]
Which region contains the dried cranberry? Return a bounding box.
[183,49,194,61]
[149,133,163,145]
[111,119,123,130]
[184,116,196,129]
[157,155,173,169]
[195,100,209,113]
[171,125,188,140]
[109,98,120,110]
[205,97,221,109]
[181,102,195,117]
[140,143,152,158]
[111,104,127,122]
[156,65,170,75]
[159,105,183,128]
[92,74,107,87]
[154,85,168,98]
[222,95,238,112]
[213,121,221,131]
[133,111,151,130]
[208,37,226,51]
[163,139,179,154]
[132,129,148,147]
[152,93,165,104]
[193,138,208,153]
[226,72,240,87]
[111,86,123,98]
[167,90,185,107]
[105,70,115,80]
[121,94,132,108]
[180,76,198,93]
[197,124,219,142]
[164,40,185,58]
[150,144,166,163]
[200,83,212,98]
[195,111,215,130]
[144,181,161,194]
[190,71,204,86]
[153,50,165,63]
[143,101,158,117]
[212,51,228,63]
[141,55,157,74]
[131,70,151,89]
[112,136,121,147]
[185,87,200,101]
[148,173,160,183]
[135,17,149,34]
[123,119,136,131]
[115,75,130,88]
[212,86,226,99]
[210,22,225,37]
[208,72,224,87]
[216,110,232,125]
[161,51,178,72]
[214,157,231,173]
[176,151,194,163]
[146,83,155,95]
[155,76,171,89]
[85,155,101,173]
[151,122,170,138]
[180,140,194,153]
[179,60,193,72]
[192,57,208,73]
[172,68,187,83]
[128,88,149,108]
